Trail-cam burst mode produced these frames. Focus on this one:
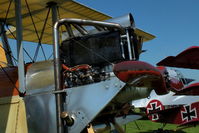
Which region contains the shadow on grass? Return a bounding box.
[139,130,186,133]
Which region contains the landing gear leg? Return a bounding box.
[111,121,125,133]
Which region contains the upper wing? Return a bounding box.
[134,28,155,42]
[0,0,111,45]
[157,46,199,69]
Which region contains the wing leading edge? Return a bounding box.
[157,46,199,69]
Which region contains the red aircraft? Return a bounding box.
[157,46,199,95]
[145,46,199,132]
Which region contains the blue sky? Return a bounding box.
[76,0,199,80]
[5,0,199,81]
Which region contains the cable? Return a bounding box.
[48,52,53,60]
[23,47,34,61]
[1,0,18,65]
[25,0,47,61]
[4,0,13,23]
[33,7,51,61]
[57,6,65,36]
[71,38,114,66]
[0,43,18,63]
[0,64,20,94]
[2,0,34,64]
[5,25,34,63]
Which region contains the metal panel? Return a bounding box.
[65,76,125,133]
[106,13,135,28]
[26,60,54,92]
[25,93,57,133]
[25,60,55,133]
[25,75,125,133]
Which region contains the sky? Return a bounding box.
[4,0,199,81]
[76,0,199,81]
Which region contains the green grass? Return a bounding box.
[124,120,199,133]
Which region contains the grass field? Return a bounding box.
[124,120,199,133]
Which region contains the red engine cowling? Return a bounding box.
[113,61,168,95]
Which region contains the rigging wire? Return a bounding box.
[71,38,114,66]
[48,53,53,60]
[56,7,114,66]
[4,0,13,24]
[46,6,62,60]
[33,7,51,62]
[0,43,18,63]
[57,6,65,35]
[2,0,33,64]
[0,64,20,94]
[5,25,34,63]
[46,6,64,60]
[24,0,47,61]
[1,0,18,66]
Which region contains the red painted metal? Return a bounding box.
[175,82,199,95]
[157,46,199,69]
[153,102,199,125]
[113,61,168,95]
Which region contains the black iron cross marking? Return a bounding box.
[181,105,197,122]
[148,102,162,121]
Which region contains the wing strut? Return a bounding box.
[49,2,64,133]
[15,0,25,94]
[0,22,13,66]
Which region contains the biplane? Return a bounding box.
[157,46,199,95]
[0,0,168,133]
[132,46,199,132]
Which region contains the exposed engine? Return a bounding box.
[62,64,109,88]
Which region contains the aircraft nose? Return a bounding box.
[113,61,168,95]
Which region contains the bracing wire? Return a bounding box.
[33,7,51,62]
[25,0,47,61]
[2,0,34,64]
[1,0,18,65]
[57,6,65,36]
[48,53,53,60]
[5,25,34,63]
[71,38,114,66]
[0,43,18,63]
[4,0,13,24]
[46,6,61,60]
[0,64,20,94]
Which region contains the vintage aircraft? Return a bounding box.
[0,0,170,133]
[157,46,199,95]
[146,99,199,133]
[132,70,199,132]
[132,46,199,132]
